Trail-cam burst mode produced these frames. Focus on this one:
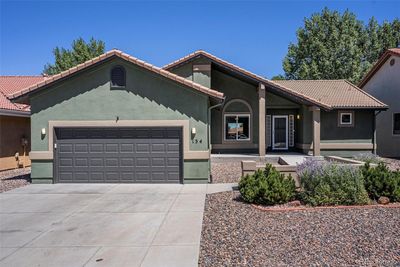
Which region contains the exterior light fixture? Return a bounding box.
[41,128,46,135]
[296,114,300,120]
[191,127,196,135]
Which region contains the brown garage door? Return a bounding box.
[54,127,182,183]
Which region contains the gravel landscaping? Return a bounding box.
[0,167,31,193]
[211,157,277,183]
[382,157,400,171]
[199,191,400,266]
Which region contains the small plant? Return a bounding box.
[239,164,296,205]
[361,162,400,202]
[353,152,383,164]
[297,159,370,206]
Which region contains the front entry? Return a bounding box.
[272,115,288,150]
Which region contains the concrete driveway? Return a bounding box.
[0,183,236,267]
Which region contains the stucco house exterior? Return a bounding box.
[9,50,387,184]
[359,48,400,158]
[0,76,45,170]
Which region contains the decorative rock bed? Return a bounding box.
[199,191,400,266]
[0,167,31,193]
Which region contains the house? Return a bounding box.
[359,48,400,158]
[9,50,387,184]
[0,76,45,171]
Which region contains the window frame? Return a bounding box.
[110,65,126,88]
[338,111,354,127]
[393,112,400,136]
[223,114,251,142]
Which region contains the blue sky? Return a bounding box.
[1,1,399,78]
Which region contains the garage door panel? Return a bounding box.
[90,144,104,153]
[120,143,134,152]
[136,172,150,181]
[136,143,150,152]
[105,158,119,167]
[152,143,166,152]
[105,172,120,181]
[136,158,150,167]
[105,144,119,153]
[74,144,89,153]
[59,144,73,153]
[120,158,134,167]
[55,127,182,183]
[90,158,104,167]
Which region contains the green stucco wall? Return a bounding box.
[29,57,211,183]
[169,57,212,88]
[298,108,375,156]
[321,110,374,143]
[210,69,259,149]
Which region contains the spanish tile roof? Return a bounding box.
[164,50,387,110]
[274,80,387,109]
[0,76,45,113]
[9,50,224,102]
[359,48,400,88]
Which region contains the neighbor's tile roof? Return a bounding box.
[359,48,400,88]
[9,49,224,102]
[0,76,45,112]
[274,80,387,109]
[164,50,387,109]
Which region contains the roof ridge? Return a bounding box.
[8,49,224,101]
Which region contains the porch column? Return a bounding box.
[258,83,266,157]
[311,106,321,156]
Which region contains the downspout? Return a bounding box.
[207,97,225,183]
[373,110,382,155]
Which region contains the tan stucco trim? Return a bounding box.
[31,120,209,160]
[296,143,374,150]
[29,151,53,160]
[311,106,321,156]
[185,150,210,159]
[258,83,266,156]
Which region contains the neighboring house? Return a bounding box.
[0,76,45,171]
[359,48,400,158]
[9,50,386,184]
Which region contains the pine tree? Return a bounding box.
[44,37,105,75]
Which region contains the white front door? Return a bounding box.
[272,115,288,150]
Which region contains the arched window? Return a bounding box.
[111,66,126,87]
[222,99,252,142]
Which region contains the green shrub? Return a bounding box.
[353,152,383,164]
[361,162,400,202]
[297,159,370,206]
[239,164,296,205]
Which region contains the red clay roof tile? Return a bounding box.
[0,76,45,112]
